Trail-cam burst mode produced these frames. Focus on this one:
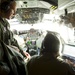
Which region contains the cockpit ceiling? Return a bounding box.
[15,0,58,8]
[15,0,58,6]
[43,0,58,6]
[16,0,51,9]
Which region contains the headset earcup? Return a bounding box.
[1,2,10,12]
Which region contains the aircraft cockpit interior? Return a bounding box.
[7,0,75,69]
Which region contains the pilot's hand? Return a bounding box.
[24,51,31,59]
[65,59,75,67]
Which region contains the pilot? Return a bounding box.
[0,0,16,44]
[26,32,75,75]
[0,0,31,59]
[0,0,30,75]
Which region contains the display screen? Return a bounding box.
[62,44,75,57]
[31,40,36,45]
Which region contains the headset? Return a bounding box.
[0,0,14,12]
[40,32,60,54]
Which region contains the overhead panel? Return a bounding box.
[15,0,51,24]
[16,0,38,8]
[16,0,51,8]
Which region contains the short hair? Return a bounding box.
[41,32,60,54]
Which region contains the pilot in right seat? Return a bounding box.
[26,32,75,75]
